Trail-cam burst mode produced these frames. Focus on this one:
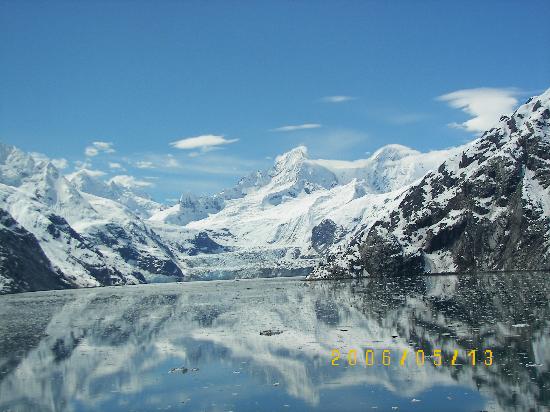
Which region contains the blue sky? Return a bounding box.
[1,1,549,201]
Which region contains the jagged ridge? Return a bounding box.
[309,89,550,278]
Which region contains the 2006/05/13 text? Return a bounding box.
[331,349,493,367]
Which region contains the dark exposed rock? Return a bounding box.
[187,231,227,255]
[0,208,71,294]
[259,329,283,336]
[84,221,184,281]
[168,366,188,374]
[358,224,423,276]
[311,219,342,253]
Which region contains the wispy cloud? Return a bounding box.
[320,95,356,103]
[135,161,155,169]
[179,153,266,176]
[73,159,92,170]
[108,174,154,189]
[85,169,107,177]
[123,153,182,171]
[293,128,368,158]
[146,153,265,176]
[271,128,367,158]
[84,147,98,157]
[108,162,124,170]
[93,141,115,152]
[270,123,322,132]
[170,134,238,152]
[85,141,115,157]
[437,87,521,133]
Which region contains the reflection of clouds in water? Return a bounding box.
[0,273,548,411]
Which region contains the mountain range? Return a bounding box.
[1,88,549,293]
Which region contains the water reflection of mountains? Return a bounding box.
[0,272,548,411]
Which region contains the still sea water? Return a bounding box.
[0,272,548,412]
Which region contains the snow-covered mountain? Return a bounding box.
[0,145,189,293]
[67,169,163,219]
[0,207,69,293]
[178,144,459,276]
[309,88,550,278]
[152,143,457,230]
[0,138,457,292]
[2,88,548,293]
[149,192,225,226]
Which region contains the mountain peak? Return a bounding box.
[67,169,112,199]
[513,87,550,122]
[274,146,308,168]
[0,142,17,161]
[41,161,61,180]
[370,144,419,162]
[532,87,550,104]
[0,143,38,187]
[179,191,198,206]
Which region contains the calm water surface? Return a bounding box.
[0,272,548,411]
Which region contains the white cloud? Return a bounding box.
[270,123,322,132]
[125,153,182,170]
[320,96,356,103]
[437,87,520,133]
[92,141,115,153]
[73,159,92,169]
[120,151,265,177]
[30,152,69,169]
[85,147,99,157]
[108,175,153,189]
[85,141,115,157]
[135,161,155,169]
[170,134,238,151]
[84,169,107,177]
[108,162,123,169]
[52,158,69,169]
